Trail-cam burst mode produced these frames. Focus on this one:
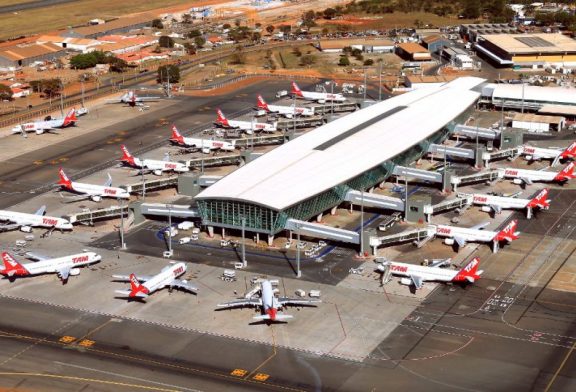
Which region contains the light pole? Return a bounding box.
[119,198,126,249]
[167,204,172,255]
[140,162,146,199]
[359,189,364,257]
[296,224,301,278]
[378,62,383,101]
[241,216,246,267]
[363,68,367,101]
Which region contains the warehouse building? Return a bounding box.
[512,113,565,132]
[475,33,576,67]
[61,15,154,39]
[420,35,450,54]
[0,42,66,70]
[317,39,395,53]
[481,83,576,115]
[396,42,431,61]
[195,77,485,241]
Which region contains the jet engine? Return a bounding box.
[512,179,523,185]
[399,278,412,286]
[444,238,455,246]
[91,195,102,202]
[20,226,32,233]
[70,268,81,276]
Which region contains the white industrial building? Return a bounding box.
[512,113,565,132]
[195,77,485,239]
[481,83,576,115]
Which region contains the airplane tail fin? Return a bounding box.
[527,188,550,210]
[170,124,184,144]
[494,219,520,242]
[128,273,149,298]
[253,308,293,321]
[63,108,77,125]
[452,257,481,283]
[0,252,28,277]
[58,168,72,189]
[256,95,269,110]
[560,141,576,159]
[215,109,229,126]
[290,82,303,97]
[120,145,137,166]
[554,162,576,182]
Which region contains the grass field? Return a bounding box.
[0,0,197,40]
[0,0,37,6]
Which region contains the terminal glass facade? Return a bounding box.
[197,104,474,235]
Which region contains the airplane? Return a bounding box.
[113,262,197,299]
[376,257,483,290]
[11,108,77,135]
[255,95,314,118]
[120,145,189,176]
[216,279,320,322]
[107,90,159,107]
[499,162,575,186]
[290,82,346,104]
[57,168,130,202]
[432,219,520,253]
[0,251,101,281]
[215,109,277,134]
[465,188,551,218]
[520,142,576,166]
[0,205,73,233]
[169,125,236,153]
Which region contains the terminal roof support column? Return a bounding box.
[207,225,214,238]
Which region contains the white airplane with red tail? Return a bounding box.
[113,262,197,299]
[107,90,159,107]
[216,279,320,322]
[290,82,345,104]
[432,219,520,253]
[120,145,189,176]
[256,95,314,118]
[0,251,101,281]
[169,125,236,153]
[499,162,575,186]
[466,188,551,218]
[12,108,77,135]
[215,109,276,134]
[521,142,576,166]
[0,205,72,233]
[376,257,483,290]
[58,168,130,202]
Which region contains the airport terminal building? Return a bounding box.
[195,77,485,237]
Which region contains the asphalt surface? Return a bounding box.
[0,0,79,14]
[0,79,316,210]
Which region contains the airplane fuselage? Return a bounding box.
[13,252,100,276]
[471,194,530,210]
[142,262,187,293]
[388,261,457,283]
[499,167,558,182]
[434,225,497,243]
[0,210,72,231]
[67,181,130,200]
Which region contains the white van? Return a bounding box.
[179,237,191,245]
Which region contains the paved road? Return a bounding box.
[0,0,79,15]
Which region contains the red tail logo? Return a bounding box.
[216,109,229,126]
[170,125,184,144]
[560,142,576,159]
[290,82,303,97]
[129,273,149,298]
[63,108,77,126]
[555,162,576,182]
[266,307,277,321]
[58,168,72,189]
[120,145,136,166]
[1,252,28,277]
[452,257,481,283]
[528,188,550,209]
[256,95,269,111]
[495,219,519,242]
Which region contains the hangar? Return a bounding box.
[195,77,485,240]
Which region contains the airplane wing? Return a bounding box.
[469,221,490,230]
[410,274,424,290]
[552,155,561,167]
[104,173,113,188]
[138,97,159,102]
[34,205,46,216]
[111,274,153,282]
[490,204,502,214]
[114,289,148,298]
[521,177,533,185]
[216,298,262,309]
[58,267,70,280]
[169,279,198,293]
[25,252,50,261]
[278,297,321,307]
[454,235,467,248]
[59,193,92,203]
[0,223,21,232]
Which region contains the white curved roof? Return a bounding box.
[491,84,576,105]
[196,77,485,210]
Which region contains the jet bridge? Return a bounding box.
[482,147,521,165]
[65,205,129,225]
[452,124,500,140]
[369,227,435,254]
[140,203,200,219]
[428,143,476,160]
[123,176,178,194]
[186,154,242,168]
[422,195,473,222]
[345,190,404,211]
[277,118,324,130]
[450,170,503,191]
[392,165,443,183]
[285,219,359,244]
[311,103,359,114]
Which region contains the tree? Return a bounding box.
[151,18,164,29]
[292,47,302,57]
[187,29,202,38]
[159,35,175,48]
[255,22,262,28]
[230,45,246,64]
[194,36,206,48]
[39,78,62,98]
[321,27,329,35]
[183,42,196,55]
[234,18,241,27]
[223,23,231,29]
[157,64,180,84]
[461,0,481,19]
[0,84,12,101]
[252,32,261,41]
[338,55,350,66]
[279,25,291,34]
[363,59,374,66]
[182,13,192,24]
[323,7,337,19]
[70,53,97,69]
[108,57,128,73]
[265,25,275,34]
[300,54,316,66]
